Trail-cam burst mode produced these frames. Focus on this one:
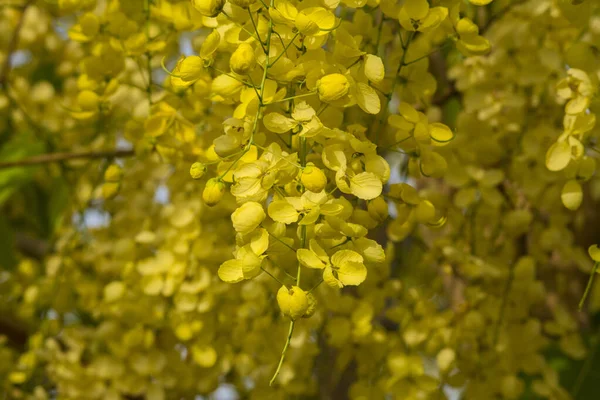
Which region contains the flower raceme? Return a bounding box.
[176,0,459,384]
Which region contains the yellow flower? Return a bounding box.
[202,178,226,206]
[101,182,120,199]
[191,0,225,17]
[230,43,256,75]
[398,0,448,32]
[317,73,350,102]
[296,240,367,288]
[190,162,207,180]
[231,202,266,234]
[301,165,327,193]
[77,90,99,111]
[104,164,123,182]
[276,285,309,320]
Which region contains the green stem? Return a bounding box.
[144,0,152,105]
[269,32,300,68]
[371,30,414,145]
[579,262,599,310]
[308,278,323,292]
[271,91,316,104]
[261,266,285,286]
[298,136,307,284]
[217,150,247,179]
[267,256,297,281]
[248,9,265,46]
[372,11,385,53]
[269,321,295,386]
[403,40,453,66]
[493,259,516,346]
[270,104,308,388]
[264,227,297,252]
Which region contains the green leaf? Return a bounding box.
[48,177,70,232]
[0,133,45,206]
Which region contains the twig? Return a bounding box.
[269,320,295,386]
[0,0,34,89]
[261,266,286,286]
[370,30,415,144]
[493,260,515,346]
[0,149,135,169]
[144,0,153,105]
[579,262,599,310]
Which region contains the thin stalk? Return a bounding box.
[493,261,516,346]
[372,12,385,53]
[269,320,295,386]
[0,149,135,169]
[254,144,303,169]
[217,150,247,179]
[267,256,298,281]
[308,278,324,293]
[261,266,286,286]
[579,262,599,310]
[248,9,266,48]
[403,40,454,66]
[270,105,309,388]
[370,31,415,144]
[264,227,297,252]
[269,32,300,68]
[144,0,153,105]
[271,91,316,104]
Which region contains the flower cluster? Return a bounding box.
[1,0,600,399]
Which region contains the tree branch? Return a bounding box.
[15,233,49,260]
[0,0,35,89]
[0,314,29,350]
[0,149,135,169]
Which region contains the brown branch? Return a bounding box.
[0,0,35,89]
[430,49,459,107]
[0,314,29,350]
[0,149,135,169]
[15,233,49,260]
[432,85,458,106]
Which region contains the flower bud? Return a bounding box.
[101,182,120,199]
[317,73,350,102]
[77,90,99,111]
[104,164,123,182]
[301,165,327,193]
[191,0,225,18]
[202,178,226,206]
[190,162,207,180]
[277,285,309,320]
[230,43,256,75]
